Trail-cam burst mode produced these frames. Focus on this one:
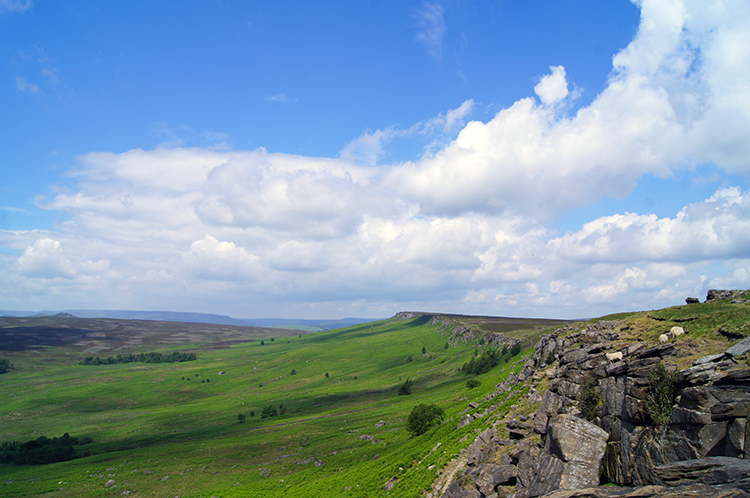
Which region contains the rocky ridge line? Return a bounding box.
[428,290,750,498]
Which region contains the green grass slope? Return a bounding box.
[4,297,746,498]
[0,314,547,498]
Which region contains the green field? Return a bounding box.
[0,314,561,497]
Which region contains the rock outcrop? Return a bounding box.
[436,291,750,498]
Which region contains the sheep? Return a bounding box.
[659,334,670,344]
[670,326,685,340]
[605,351,623,362]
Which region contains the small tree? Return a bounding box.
[237,413,246,423]
[407,355,413,363]
[398,378,413,395]
[261,405,278,419]
[444,342,449,350]
[325,372,329,378]
[406,404,445,436]
[290,369,297,375]
[422,346,427,354]
[0,359,14,374]
[466,379,481,389]
[250,410,255,417]
[261,340,265,346]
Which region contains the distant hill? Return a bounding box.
[0,309,381,331]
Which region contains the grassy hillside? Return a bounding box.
[0,314,561,497]
[2,297,746,497]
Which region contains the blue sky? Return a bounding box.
[1,0,749,319]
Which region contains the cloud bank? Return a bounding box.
[2,0,749,318]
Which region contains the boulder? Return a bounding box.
[474,464,517,495]
[514,414,609,497]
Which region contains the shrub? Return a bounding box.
[461,349,501,375]
[580,375,601,421]
[237,414,246,423]
[510,343,522,356]
[250,410,255,417]
[406,404,445,436]
[398,378,413,395]
[546,350,556,365]
[444,342,449,349]
[261,340,265,345]
[261,405,278,419]
[466,379,481,389]
[422,346,427,354]
[290,369,297,375]
[407,355,413,363]
[645,361,677,426]
[325,372,329,378]
[0,359,14,374]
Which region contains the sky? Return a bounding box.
[1,0,749,320]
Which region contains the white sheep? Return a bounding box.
[670,326,685,339]
[659,334,669,344]
[605,351,623,362]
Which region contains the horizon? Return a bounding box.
[1,1,749,320]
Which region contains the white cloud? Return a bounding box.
[17,238,75,278]
[415,2,446,61]
[0,0,31,14]
[4,0,750,318]
[534,66,569,105]
[15,76,40,93]
[183,235,261,281]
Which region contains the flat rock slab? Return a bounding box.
[655,456,750,486]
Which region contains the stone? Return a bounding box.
[726,418,746,457]
[458,414,473,429]
[383,476,398,491]
[655,456,750,486]
[474,464,517,495]
[694,354,728,366]
[515,414,609,497]
[440,476,482,498]
[534,391,560,434]
[686,297,700,304]
[726,337,750,358]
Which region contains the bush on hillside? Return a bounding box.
[461,349,501,375]
[79,351,196,366]
[406,404,445,436]
[645,361,677,426]
[398,378,413,395]
[466,379,481,389]
[0,433,91,465]
[261,405,278,418]
[0,358,13,374]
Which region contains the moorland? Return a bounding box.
[1,294,749,498]
[0,312,568,497]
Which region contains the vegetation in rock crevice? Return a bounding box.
[644,361,678,426]
[581,374,602,422]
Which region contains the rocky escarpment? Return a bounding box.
[434,291,750,498]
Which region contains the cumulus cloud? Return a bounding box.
[17,238,75,278]
[534,66,569,105]
[4,0,750,317]
[183,235,261,281]
[340,100,475,165]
